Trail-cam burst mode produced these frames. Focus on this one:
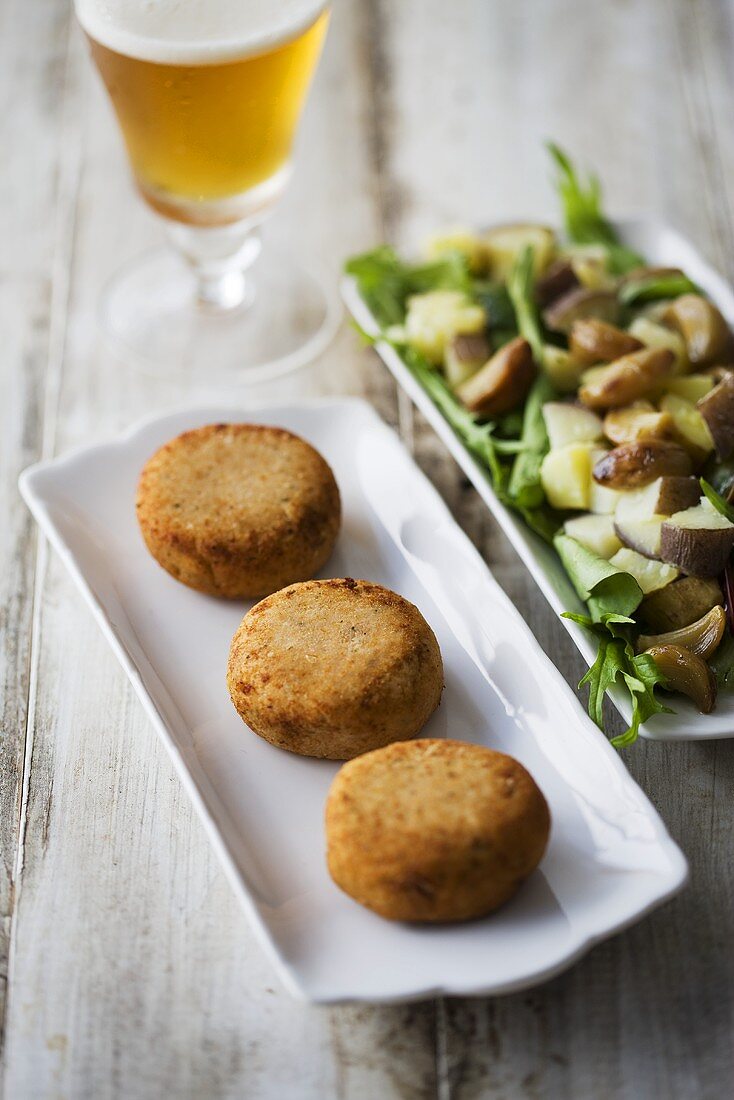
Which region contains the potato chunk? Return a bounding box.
[484,223,555,281]
[539,443,593,510]
[404,290,486,366]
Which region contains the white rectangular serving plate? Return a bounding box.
[343,219,734,741]
[20,399,687,1004]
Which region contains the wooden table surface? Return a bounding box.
[3,0,734,1095]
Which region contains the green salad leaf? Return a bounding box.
[606,647,672,749]
[506,245,545,366]
[700,477,734,524]
[504,245,555,509]
[561,618,671,747]
[554,535,668,745]
[345,246,471,327]
[547,143,643,274]
[704,458,734,502]
[474,282,517,331]
[508,374,554,509]
[619,271,699,306]
[400,347,559,543]
[400,346,510,493]
[569,622,671,748]
[554,534,644,622]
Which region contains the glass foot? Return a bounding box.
[100,243,341,385]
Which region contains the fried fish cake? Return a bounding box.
[227,579,443,759]
[326,739,550,922]
[136,423,340,598]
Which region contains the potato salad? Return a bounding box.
[346,146,734,746]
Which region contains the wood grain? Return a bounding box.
[0,0,80,1042]
[2,0,734,1095]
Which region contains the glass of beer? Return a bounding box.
[76,0,337,382]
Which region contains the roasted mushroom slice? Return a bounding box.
[569,319,643,366]
[543,288,620,334]
[698,372,734,460]
[660,501,734,577]
[457,336,536,417]
[578,348,675,410]
[663,294,733,366]
[645,644,717,713]
[592,440,692,491]
[636,605,726,660]
[444,331,491,387]
[640,575,723,632]
[535,259,579,308]
[603,403,674,446]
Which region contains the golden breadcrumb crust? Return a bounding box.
[136,423,340,598]
[227,579,443,759]
[326,739,550,922]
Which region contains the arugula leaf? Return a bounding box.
[506,245,545,366]
[611,650,672,748]
[496,409,524,438]
[580,634,628,728]
[408,253,473,296]
[508,373,554,508]
[704,458,734,502]
[400,346,510,494]
[503,245,557,509]
[474,282,517,330]
[547,143,643,275]
[700,477,734,524]
[345,246,471,327]
[619,271,700,306]
[399,345,560,542]
[554,534,644,621]
[567,612,671,747]
[516,501,562,545]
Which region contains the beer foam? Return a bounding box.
[75,0,328,64]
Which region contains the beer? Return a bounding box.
[77,0,329,224]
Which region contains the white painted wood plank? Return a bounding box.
[0,0,78,1036]
[2,1,438,1096]
[5,0,734,1095]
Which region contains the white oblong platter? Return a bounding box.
[343,219,734,742]
[20,399,687,1004]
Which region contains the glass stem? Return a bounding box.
[165,221,262,312]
